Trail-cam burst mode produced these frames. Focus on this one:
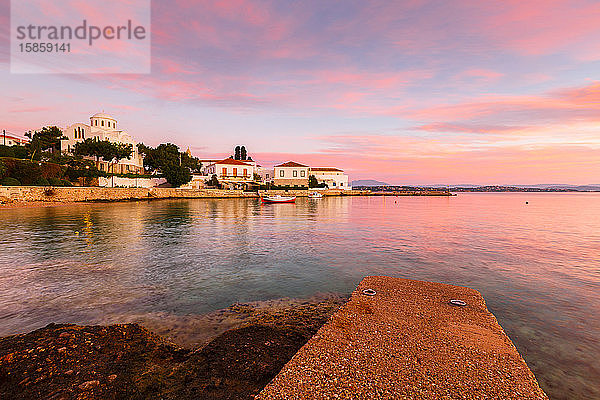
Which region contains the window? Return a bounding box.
[332,182,336,186]
[266,174,269,179]
[340,182,344,186]
[280,170,284,177]
[222,167,227,176]
[293,170,298,177]
[233,168,237,176]
[300,170,305,177]
[101,120,104,126]
[243,168,247,177]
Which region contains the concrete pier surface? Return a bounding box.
[258,276,548,399]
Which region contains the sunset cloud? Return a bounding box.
[1,0,599,184]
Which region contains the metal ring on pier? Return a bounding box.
[449,299,467,307]
[362,289,377,296]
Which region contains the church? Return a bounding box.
[61,112,144,174]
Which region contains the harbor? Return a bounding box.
[1,194,598,399]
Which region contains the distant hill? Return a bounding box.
[514,184,600,191]
[435,184,600,191]
[351,179,389,187]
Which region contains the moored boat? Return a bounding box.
[308,192,323,198]
[261,195,296,203]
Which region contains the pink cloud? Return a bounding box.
[475,0,600,56]
[414,123,525,135]
[252,143,600,185]
[457,69,504,82]
[403,81,600,124]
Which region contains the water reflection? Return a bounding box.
[0,194,599,399]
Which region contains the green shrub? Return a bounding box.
[12,146,28,159]
[61,179,74,187]
[48,177,64,186]
[39,162,65,179]
[0,145,15,158]
[0,160,6,179]
[10,159,42,185]
[34,177,50,186]
[1,177,20,186]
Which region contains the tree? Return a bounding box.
[106,142,133,173]
[240,146,247,160]
[162,164,191,187]
[234,146,241,160]
[74,138,105,168]
[309,175,328,188]
[137,142,199,186]
[26,126,67,160]
[181,152,202,173]
[207,174,220,188]
[137,143,180,172]
[74,138,120,169]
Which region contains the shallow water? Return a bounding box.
[1,193,598,399]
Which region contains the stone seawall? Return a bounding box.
[0,186,367,204]
[0,186,255,203]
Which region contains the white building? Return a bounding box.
[2,133,28,147]
[199,159,223,175]
[274,161,309,187]
[205,158,256,189]
[61,112,144,174]
[256,165,274,183]
[310,167,351,190]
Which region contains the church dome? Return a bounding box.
[90,112,117,129]
[91,112,116,120]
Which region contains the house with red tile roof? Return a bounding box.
[2,133,29,147]
[205,158,256,189]
[274,161,309,187]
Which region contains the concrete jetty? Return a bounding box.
[258,276,548,399]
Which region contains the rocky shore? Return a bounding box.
[0,296,347,399]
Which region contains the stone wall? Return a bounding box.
[0,186,258,203]
[0,186,370,204]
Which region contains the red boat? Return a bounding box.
[261,195,296,203]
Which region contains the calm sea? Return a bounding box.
[1,193,598,399]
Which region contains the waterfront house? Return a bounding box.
[60,112,144,174]
[274,161,309,187]
[205,158,256,189]
[310,167,351,189]
[2,133,29,147]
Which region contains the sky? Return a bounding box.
[1,0,599,185]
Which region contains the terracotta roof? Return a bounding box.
[3,134,29,142]
[213,158,253,166]
[310,167,343,172]
[274,161,308,168]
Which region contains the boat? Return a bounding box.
[261,195,296,203]
[308,192,323,198]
